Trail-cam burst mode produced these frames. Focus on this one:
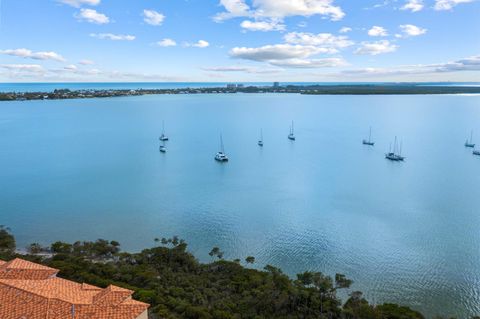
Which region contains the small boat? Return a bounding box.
[362,127,375,146]
[258,129,264,147]
[473,149,480,156]
[215,134,229,162]
[465,130,475,148]
[385,137,405,161]
[288,121,296,140]
[159,140,166,153]
[159,121,169,141]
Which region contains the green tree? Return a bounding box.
[0,226,15,258]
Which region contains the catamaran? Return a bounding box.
[159,121,169,141]
[288,121,296,140]
[385,136,405,161]
[465,130,475,148]
[362,127,375,146]
[215,134,229,162]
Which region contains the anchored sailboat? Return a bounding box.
[159,140,166,153]
[465,130,475,148]
[288,121,296,141]
[473,149,480,156]
[362,127,375,146]
[215,134,229,162]
[159,121,169,141]
[258,129,264,147]
[385,136,405,161]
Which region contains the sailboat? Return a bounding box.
[215,134,229,162]
[159,140,166,153]
[258,129,264,147]
[362,127,375,146]
[385,136,405,161]
[159,121,169,141]
[465,130,475,148]
[288,121,296,140]
[473,149,480,156]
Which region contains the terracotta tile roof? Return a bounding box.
[0,258,149,319]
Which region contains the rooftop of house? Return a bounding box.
[0,258,149,319]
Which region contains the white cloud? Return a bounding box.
[434,0,474,10]
[355,40,398,55]
[0,48,66,62]
[156,38,177,47]
[215,0,345,22]
[214,0,251,21]
[339,27,352,33]
[284,32,354,50]
[398,24,427,37]
[400,0,424,12]
[57,0,100,7]
[269,58,348,68]
[90,33,135,41]
[0,64,45,73]
[202,65,283,74]
[368,26,388,37]
[64,64,78,71]
[143,9,165,26]
[188,40,210,48]
[75,8,109,24]
[79,59,94,65]
[230,44,336,63]
[240,19,285,31]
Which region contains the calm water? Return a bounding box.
[1,93,480,317]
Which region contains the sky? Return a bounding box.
[0,0,479,82]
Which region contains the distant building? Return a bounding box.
[237,84,244,88]
[273,82,280,88]
[226,84,237,89]
[0,258,149,319]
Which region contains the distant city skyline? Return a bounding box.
[0,0,479,82]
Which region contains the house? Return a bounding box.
[0,258,149,319]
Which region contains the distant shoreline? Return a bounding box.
[2,84,480,101]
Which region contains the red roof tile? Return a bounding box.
[0,258,149,319]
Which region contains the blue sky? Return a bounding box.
[0,0,479,82]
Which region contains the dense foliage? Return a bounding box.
[0,231,476,319]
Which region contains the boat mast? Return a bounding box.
[162,121,165,135]
[394,136,398,155]
[220,134,224,153]
[260,129,263,141]
[292,121,294,135]
[471,130,473,144]
[368,127,372,143]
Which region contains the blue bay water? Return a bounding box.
[1,93,480,317]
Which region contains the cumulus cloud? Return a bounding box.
[284,32,354,50]
[156,38,177,47]
[355,40,398,55]
[90,33,136,41]
[434,0,474,10]
[75,8,109,24]
[269,58,348,68]
[64,64,78,71]
[0,48,66,62]
[143,9,165,26]
[229,43,347,68]
[339,27,352,33]
[185,40,210,48]
[398,24,427,37]
[214,0,345,22]
[400,0,424,12]
[240,19,285,31]
[230,44,335,62]
[368,26,388,37]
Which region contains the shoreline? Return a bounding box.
[2,84,480,101]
